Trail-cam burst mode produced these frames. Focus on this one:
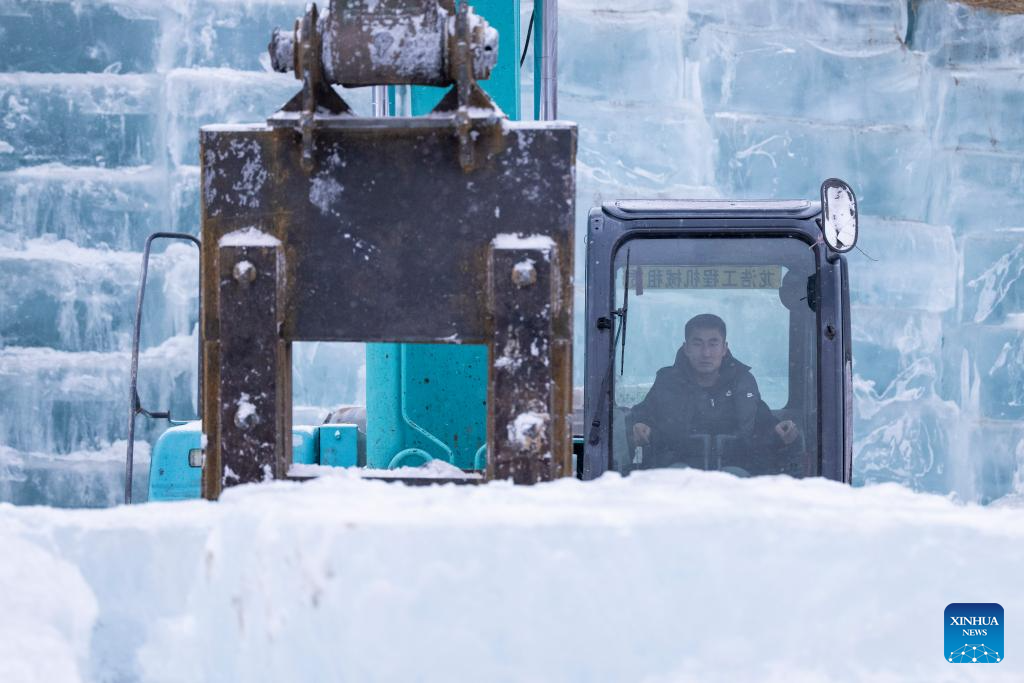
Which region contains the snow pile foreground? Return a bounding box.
[2,471,1023,683]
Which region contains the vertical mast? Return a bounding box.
[540,0,558,120]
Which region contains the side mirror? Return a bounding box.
[819,178,858,253]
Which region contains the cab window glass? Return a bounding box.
[610,236,818,478]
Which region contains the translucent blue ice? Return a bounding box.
[1,0,1022,505]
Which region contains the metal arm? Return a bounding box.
[125,232,201,504]
[540,0,558,120]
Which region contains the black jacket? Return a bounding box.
[627,348,785,466]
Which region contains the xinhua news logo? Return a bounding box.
[945,603,1004,663]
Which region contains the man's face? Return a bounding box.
[683,327,728,375]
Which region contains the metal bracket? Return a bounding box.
[268,0,502,172]
[199,118,576,496]
[202,240,290,499]
[488,243,572,483]
[201,1,576,498]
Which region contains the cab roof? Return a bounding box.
[601,199,821,221]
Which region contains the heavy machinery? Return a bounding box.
[125,0,856,503]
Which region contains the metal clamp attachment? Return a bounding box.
[268,0,502,172]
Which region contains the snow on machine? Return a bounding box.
[124,0,856,502]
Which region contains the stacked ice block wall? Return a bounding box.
[0,0,368,505]
[0,0,1022,505]
[554,0,1024,503]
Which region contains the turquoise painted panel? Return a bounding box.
[365,344,488,470]
[366,343,404,468]
[369,1,521,472]
[292,426,318,465]
[319,423,359,467]
[148,421,203,502]
[410,0,521,117]
[149,423,351,502]
[403,344,488,469]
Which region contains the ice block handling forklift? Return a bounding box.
[124,0,857,503]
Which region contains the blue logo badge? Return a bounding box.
[945,603,1003,663]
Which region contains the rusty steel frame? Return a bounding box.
[201,0,575,498]
[199,110,576,498]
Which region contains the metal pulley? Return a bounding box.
[269,0,498,88]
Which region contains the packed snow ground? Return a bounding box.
[2,470,1022,683]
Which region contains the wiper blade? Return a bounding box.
[620,248,630,375]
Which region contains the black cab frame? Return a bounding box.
[581,197,853,482]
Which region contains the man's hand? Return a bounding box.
[775,420,800,445]
[632,422,651,446]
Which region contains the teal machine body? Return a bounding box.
[149,421,359,501]
[364,0,522,472]
[148,0,526,501]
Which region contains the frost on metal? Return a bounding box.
[233,260,255,280]
[218,226,281,247]
[202,137,268,214]
[492,233,555,257]
[513,257,536,280]
[493,332,520,370]
[234,392,257,426]
[507,408,551,457]
[494,314,551,371]
[309,175,345,216]
[310,0,497,85]
[308,147,348,217]
[229,139,268,209]
[364,3,447,80]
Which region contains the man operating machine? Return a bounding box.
[627,313,801,475]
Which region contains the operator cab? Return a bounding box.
[582,181,856,482]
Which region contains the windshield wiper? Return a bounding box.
[619,248,629,375]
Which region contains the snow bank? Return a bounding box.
[2,471,1023,682]
[289,458,480,480]
[0,534,97,683]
